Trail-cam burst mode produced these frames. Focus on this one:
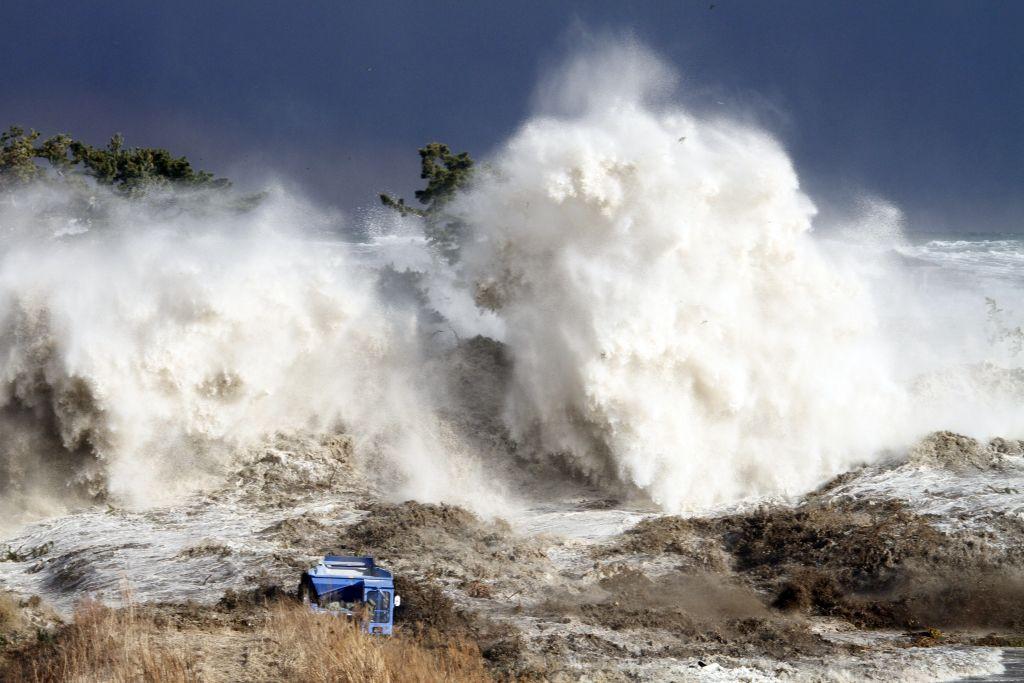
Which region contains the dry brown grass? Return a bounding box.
[265,603,493,683]
[0,592,23,632]
[1,596,196,683]
[0,592,494,683]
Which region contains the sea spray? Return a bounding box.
[0,186,494,526]
[1,45,1021,527]
[457,45,908,510]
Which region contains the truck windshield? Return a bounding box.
[366,590,390,623]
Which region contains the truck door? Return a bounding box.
[363,590,392,633]
[367,590,390,623]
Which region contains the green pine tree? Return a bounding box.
[381,142,473,263]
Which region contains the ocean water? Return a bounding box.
[899,235,1024,285]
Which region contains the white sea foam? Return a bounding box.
[0,43,1022,527]
[0,186,498,529]
[442,45,1024,513]
[456,45,916,511]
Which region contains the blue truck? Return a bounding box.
[298,555,400,635]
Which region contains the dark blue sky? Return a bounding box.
[3,1,1022,234]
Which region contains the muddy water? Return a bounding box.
[2,432,1023,682]
[0,494,1014,681]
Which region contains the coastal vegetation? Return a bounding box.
[380,142,474,262]
[0,126,227,195]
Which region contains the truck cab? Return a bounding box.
[298,555,399,635]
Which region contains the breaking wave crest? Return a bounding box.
[1,44,1022,525]
[0,187,494,527]
[457,45,909,510]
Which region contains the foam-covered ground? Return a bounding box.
[2,430,1022,681]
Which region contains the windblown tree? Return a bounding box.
[0,125,228,195]
[380,142,473,262]
[0,127,45,189]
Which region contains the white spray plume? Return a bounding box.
[2,44,1022,527]
[457,45,917,511]
[0,186,495,525]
